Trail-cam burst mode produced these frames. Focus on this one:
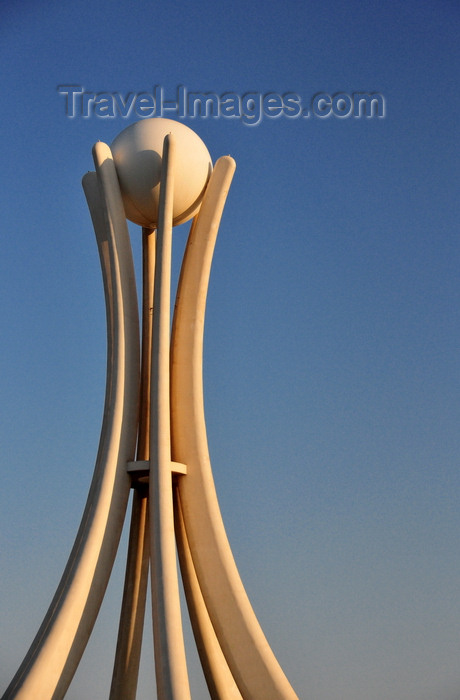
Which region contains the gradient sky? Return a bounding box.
[0,1,459,699]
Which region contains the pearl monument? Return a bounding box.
[2,118,299,700]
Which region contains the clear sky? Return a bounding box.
[0,1,459,699]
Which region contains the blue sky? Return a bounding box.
[0,1,459,698]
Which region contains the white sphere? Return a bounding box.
[111,118,212,227]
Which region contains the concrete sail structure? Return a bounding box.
[2,119,299,700]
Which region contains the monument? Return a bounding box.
[2,118,299,700]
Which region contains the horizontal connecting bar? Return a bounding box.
[126,460,187,476]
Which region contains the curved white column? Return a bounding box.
[149,134,191,700]
[171,155,299,700]
[109,227,155,700]
[1,145,140,700]
[174,486,243,700]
